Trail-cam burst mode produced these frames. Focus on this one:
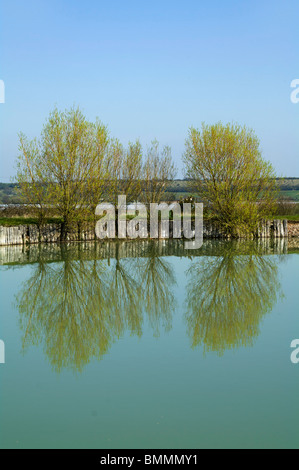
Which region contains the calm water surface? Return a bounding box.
[0,240,298,449]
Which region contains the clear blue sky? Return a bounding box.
[0,0,298,180]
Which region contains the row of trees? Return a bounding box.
[16,107,177,238]
[16,107,277,237]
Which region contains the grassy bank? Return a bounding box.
[0,217,63,227]
[268,215,299,222]
[1,214,298,227]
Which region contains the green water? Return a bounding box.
[0,240,298,449]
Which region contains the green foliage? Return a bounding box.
[14,107,176,236]
[16,107,112,237]
[108,138,143,204]
[183,122,278,236]
[141,140,177,204]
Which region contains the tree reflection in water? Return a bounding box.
[16,243,176,372]
[137,242,176,336]
[15,240,284,371]
[184,242,283,355]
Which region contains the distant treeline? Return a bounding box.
[168,178,299,193]
[1,179,299,204]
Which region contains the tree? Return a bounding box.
[16,107,110,238]
[183,122,278,236]
[141,140,177,204]
[108,138,143,204]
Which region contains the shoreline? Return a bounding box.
[0,219,298,247]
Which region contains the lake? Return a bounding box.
[0,239,298,449]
